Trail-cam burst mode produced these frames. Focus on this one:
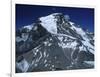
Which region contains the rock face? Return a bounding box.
[16,13,94,73]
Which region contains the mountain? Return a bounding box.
[16,13,94,73]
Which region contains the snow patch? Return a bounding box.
[48,43,52,46]
[44,41,48,46]
[84,61,94,66]
[45,64,48,67]
[58,40,77,49]
[44,51,46,57]
[34,64,38,67]
[33,26,38,30]
[44,59,47,63]
[58,36,63,41]
[79,45,86,51]
[16,59,30,72]
[16,33,28,42]
[23,25,33,31]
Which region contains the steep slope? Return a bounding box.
[16,13,94,73]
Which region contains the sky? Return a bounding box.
[16,4,94,32]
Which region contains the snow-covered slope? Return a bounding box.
[16,13,94,73]
[69,22,94,54]
[39,13,59,34]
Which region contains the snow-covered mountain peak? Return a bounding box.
[16,13,94,73]
[39,13,70,34]
[22,24,33,31]
[39,13,58,34]
[23,25,33,30]
[20,13,94,54]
